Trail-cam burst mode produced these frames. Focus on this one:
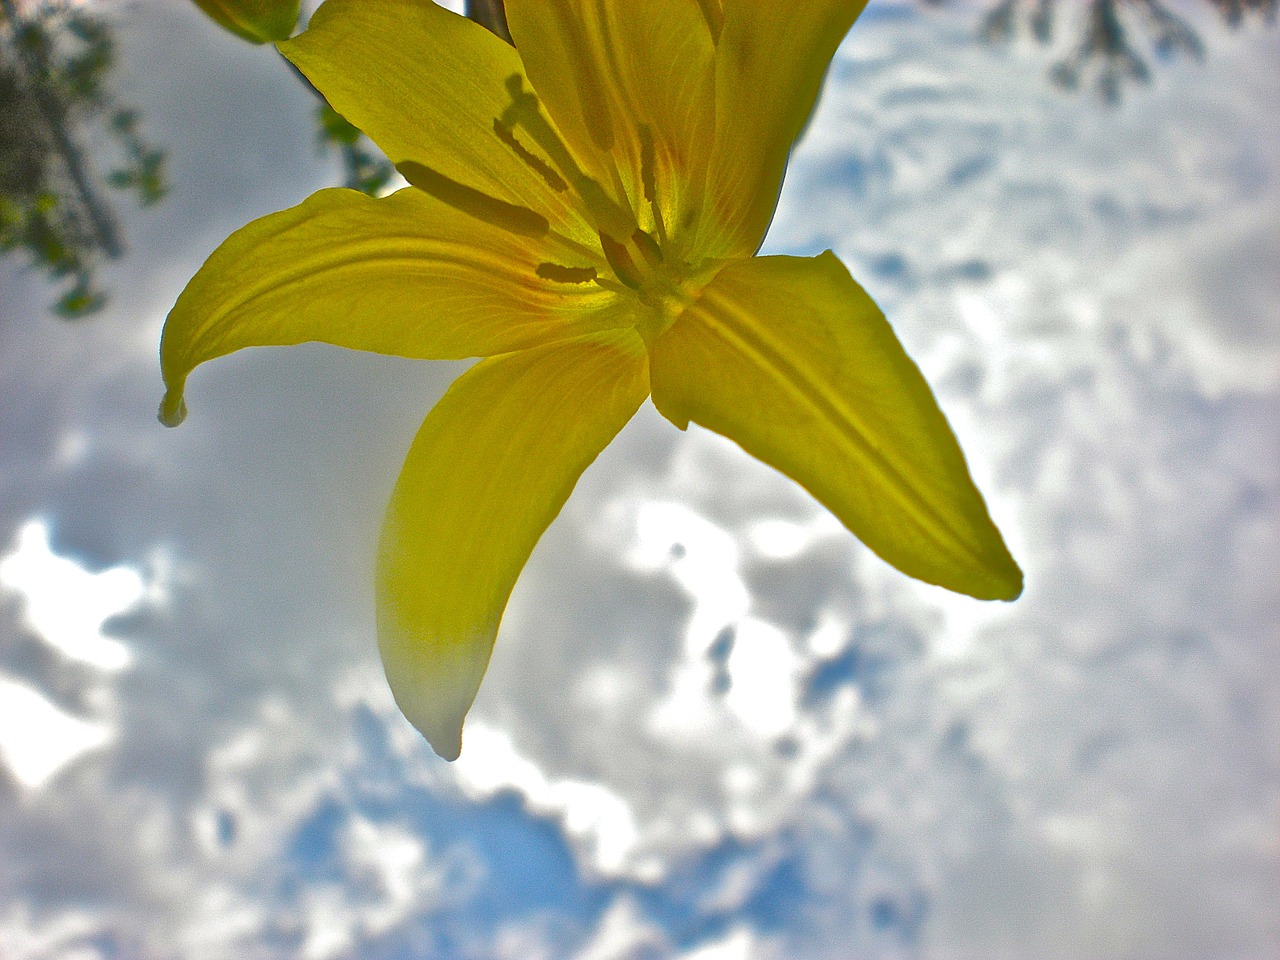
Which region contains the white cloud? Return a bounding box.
[0,520,141,671]
[453,723,645,878]
[297,816,446,960]
[0,678,111,789]
[677,928,766,960]
[0,519,151,789]
[574,897,670,960]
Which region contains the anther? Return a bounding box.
[397,161,549,238]
[494,121,567,193]
[536,263,598,284]
[632,228,663,269]
[599,232,643,290]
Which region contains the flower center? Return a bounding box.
[495,76,680,289]
[397,74,704,342]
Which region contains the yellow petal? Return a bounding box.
[279,0,588,236]
[159,187,625,426]
[650,253,1023,601]
[377,331,649,760]
[503,0,716,247]
[698,0,870,258]
[191,0,299,44]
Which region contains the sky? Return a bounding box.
[1,1,1277,958]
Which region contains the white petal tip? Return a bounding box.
[158,390,187,428]
[391,686,466,761]
[420,715,464,762]
[430,737,462,763]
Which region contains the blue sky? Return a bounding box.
[1,1,1277,958]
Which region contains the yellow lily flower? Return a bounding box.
[159,0,1023,760]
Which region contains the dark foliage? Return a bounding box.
[1,0,166,318]
[958,0,1276,103]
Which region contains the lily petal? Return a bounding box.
[503,0,716,244]
[650,253,1023,601]
[191,0,299,44]
[700,0,870,258]
[160,187,625,425]
[377,331,649,760]
[279,0,588,235]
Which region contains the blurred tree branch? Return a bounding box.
[1,0,166,317]
[936,0,1275,102]
[1,0,120,258]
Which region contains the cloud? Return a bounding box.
[0,677,112,789]
[1,520,141,671]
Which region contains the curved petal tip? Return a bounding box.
[391,686,465,761]
[997,563,1025,602]
[158,389,188,428]
[429,729,463,764]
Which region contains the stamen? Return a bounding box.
[397,161,549,238]
[650,202,669,248]
[536,263,598,284]
[599,232,643,290]
[501,75,638,242]
[545,228,609,267]
[593,276,631,296]
[493,121,567,193]
[639,127,658,204]
[577,178,639,242]
[694,0,724,42]
[632,228,663,269]
[605,163,637,234]
[639,125,669,246]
